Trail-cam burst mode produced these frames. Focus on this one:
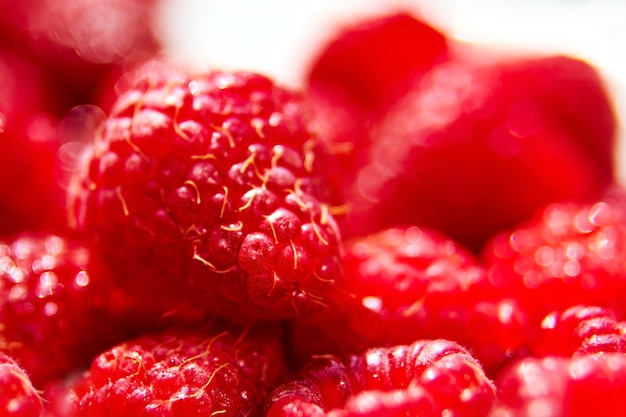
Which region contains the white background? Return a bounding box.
[156,0,626,183]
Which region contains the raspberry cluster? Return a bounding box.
[1,3,626,416]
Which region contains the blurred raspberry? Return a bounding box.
[492,353,626,417]
[0,49,66,236]
[306,10,449,111]
[336,56,615,251]
[531,305,626,357]
[0,352,43,417]
[482,190,626,325]
[0,0,163,112]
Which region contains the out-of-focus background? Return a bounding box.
[156,0,626,182]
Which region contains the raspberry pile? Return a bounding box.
[2,3,626,416]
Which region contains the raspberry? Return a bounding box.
[307,88,369,211]
[531,305,626,357]
[306,11,449,111]
[0,0,162,111]
[287,226,529,376]
[305,11,449,210]
[482,190,626,325]
[494,55,616,177]
[337,57,614,251]
[56,323,288,417]
[267,339,496,417]
[0,352,43,417]
[491,353,626,417]
[0,233,137,387]
[0,50,66,236]
[68,66,342,324]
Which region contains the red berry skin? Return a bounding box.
[531,305,626,357]
[482,191,626,326]
[55,323,288,417]
[491,354,626,417]
[0,352,43,417]
[338,56,614,251]
[68,67,342,324]
[305,11,449,210]
[287,226,529,376]
[306,11,449,112]
[0,50,66,236]
[267,339,496,417]
[307,88,370,211]
[0,233,137,387]
[494,55,616,178]
[0,0,162,111]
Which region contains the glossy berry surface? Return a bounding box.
[0,233,132,387]
[494,54,617,177]
[491,353,626,417]
[68,67,342,323]
[0,352,43,417]
[306,11,449,112]
[530,305,626,357]
[338,56,614,251]
[287,226,529,375]
[305,11,449,210]
[0,0,162,111]
[0,50,66,236]
[1,4,625,416]
[62,323,288,417]
[482,192,626,325]
[267,339,496,417]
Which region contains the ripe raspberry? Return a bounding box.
[0,352,43,417]
[482,190,626,325]
[0,233,139,387]
[0,0,162,111]
[0,50,66,236]
[494,54,616,177]
[267,339,496,417]
[338,56,614,251]
[530,305,626,357]
[57,323,288,417]
[305,11,449,209]
[287,226,529,376]
[68,66,342,324]
[491,353,626,417]
[306,88,369,210]
[306,11,449,111]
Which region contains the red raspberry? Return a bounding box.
[305,11,449,209]
[491,353,626,417]
[494,54,616,177]
[306,11,449,112]
[287,226,529,377]
[531,305,626,357]
[482,190,626,325]
[306,88,370,211]
[0,233,143,387]
[0,352,43,417]
[267,339,496,417]
[68,66,342,324]
[0,50,66,236]
[338,56,614,251]
[54,323,288,417]
[0,0,162,110]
